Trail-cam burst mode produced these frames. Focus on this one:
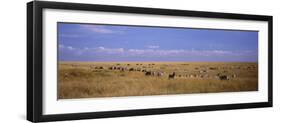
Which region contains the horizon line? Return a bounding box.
[59,61,258,63]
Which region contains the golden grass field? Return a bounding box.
[58,62,258,99]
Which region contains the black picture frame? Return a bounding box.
[27,1,273,122]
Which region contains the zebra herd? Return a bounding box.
[105,65,237,81]
[66,63,241,81]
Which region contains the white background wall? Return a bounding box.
[0,0,279,123]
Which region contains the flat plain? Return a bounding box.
[58,62,258,99]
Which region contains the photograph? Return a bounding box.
[58,22,259,99]
[27,1,272,122]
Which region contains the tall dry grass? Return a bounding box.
[58,62,258,99]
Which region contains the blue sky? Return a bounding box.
[58,23,258,62]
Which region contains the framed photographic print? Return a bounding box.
[27,1,273,122]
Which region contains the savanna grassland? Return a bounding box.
[58,62,258,99]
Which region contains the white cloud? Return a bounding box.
[212,50,231,54]
[59,45,76,50]
[66,46,75,50]
[59,44,75,51]
[80,25,123,34]
[126,48,234,57]
[59,44,65,49]
[59,45,256,59]
[128,49,153,55]
[95,46,124,54]
[146,45,160,49]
